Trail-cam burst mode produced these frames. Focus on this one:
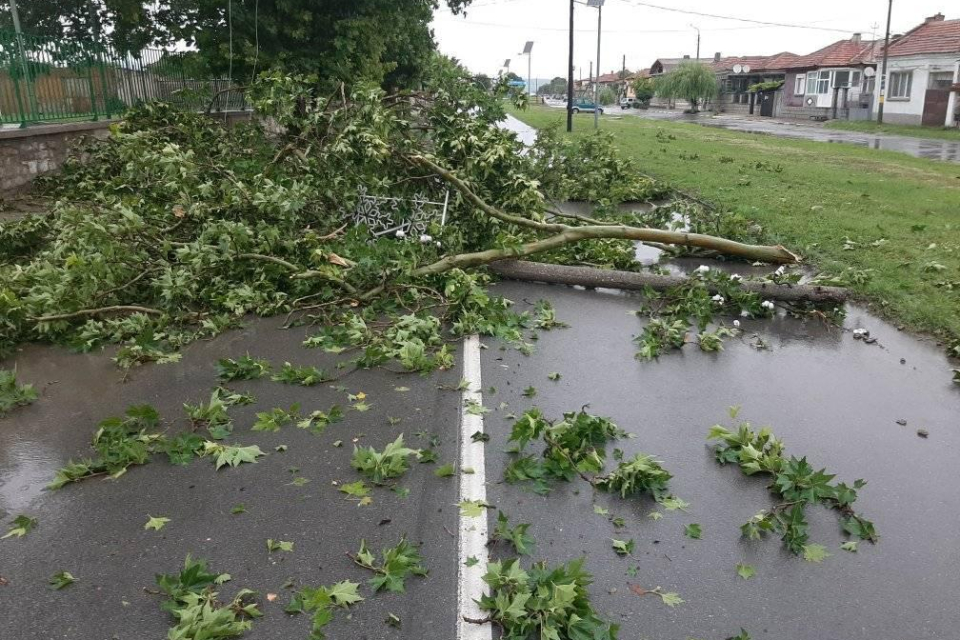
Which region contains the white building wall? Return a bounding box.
[874,53,959,125]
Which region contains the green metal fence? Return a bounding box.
[0,29,247,128]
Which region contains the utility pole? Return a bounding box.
[520,41,534,99]
[877,0,892,124]
[567,0,574,132]
[621,54,626,100]
[691,24,701,59]
[588,0,605,129]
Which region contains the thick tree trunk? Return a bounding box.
[488,260,848,304]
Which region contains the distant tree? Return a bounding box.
[654,62,718,112]
[503,71,522,83]
[537,76,567,96]
[631,77,655,106]
[597,86,616,106]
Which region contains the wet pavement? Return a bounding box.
[0,317,463,640]
[539,100,960,163]
[483,281,960,640]
[622,109,960,164]
[2,279,959,639]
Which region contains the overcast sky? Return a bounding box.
[432,0,952,80]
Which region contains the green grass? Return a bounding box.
[511,105,960,345]
[824,120,960,141]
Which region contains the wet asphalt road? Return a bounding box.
[0,317,462,640]
[2,281,960,639]
[482,282,960,640]
[540,101,960,163]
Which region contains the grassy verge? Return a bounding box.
[824,120,960,141]
[510,105,960,346]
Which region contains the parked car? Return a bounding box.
[619,97,638,109]
[570,98,603,114]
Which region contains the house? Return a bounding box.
[713,52,798,115]
[873,13,960,127]
[650,56,716,75]
[780,34,882,120]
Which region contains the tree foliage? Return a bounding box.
[655,62,718,112]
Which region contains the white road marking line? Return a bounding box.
[457,335,492,640]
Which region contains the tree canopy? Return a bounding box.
[1,0,474,90]
[655,62,718,112]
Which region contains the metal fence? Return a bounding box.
[0,29,247,127]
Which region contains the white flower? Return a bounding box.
[711,294,725,305]
[419,234,433,243]
[694,265,710,274]
[740,310,750,317]
[761,300,775,310]
[730,274,743,283]
[733,320,741,328]
[395,229,406,238]
[435,241,442,248]
[775,266,786,276]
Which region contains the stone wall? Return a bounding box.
[0,121,112,194]
[0,111,254,195]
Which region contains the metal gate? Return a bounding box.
[921,89,949,127]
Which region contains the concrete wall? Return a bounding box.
[0,111,254,194]
[873,54,959,126]
[0,121,111,194]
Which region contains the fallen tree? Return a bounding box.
[0,58,815,369]
[489,260,847,304]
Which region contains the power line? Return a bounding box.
[613,0,867,34]
[434,17,776,35]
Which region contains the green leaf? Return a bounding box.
[0,369,38,415]
[230,504,246,515]
[647,510,663,521]
[203,442,265,470]
[840,541,859,552]
[49,571,76,590]
[2,514,37,539]
[521,386,537,398]
[611,538,635,556]
[354,537,426,593]
[145,515,171,531]
[593,505,609,516]
[351,434,417,483]
[735,563,755,580]
[547,372,561,381]
[658,591,684,607]
[465,556,480,567]
[327,580,364,607]
[684,523,702,540]
[434,463,455,477]
[267,539,294,553]
[459,500,488,518]
[802,544,830,563]
[339,481,370,498]
[216,355,270,381]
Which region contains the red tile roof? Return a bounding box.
[885,17,960,56]
[785,37,880,69]
[711,52,798,73]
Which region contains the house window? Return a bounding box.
[851,70,861,89]
[806,71,817,94]
[833,70,850,87]
[889,71,912,99]
[817,70,831,94]
[929,72,954,89]
[794,74,805,95]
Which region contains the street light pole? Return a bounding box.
[567,0,574,132]
[587,0,605,129]
[520,41,534,101]
[691,24,700,59]
[877,0,893,124]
